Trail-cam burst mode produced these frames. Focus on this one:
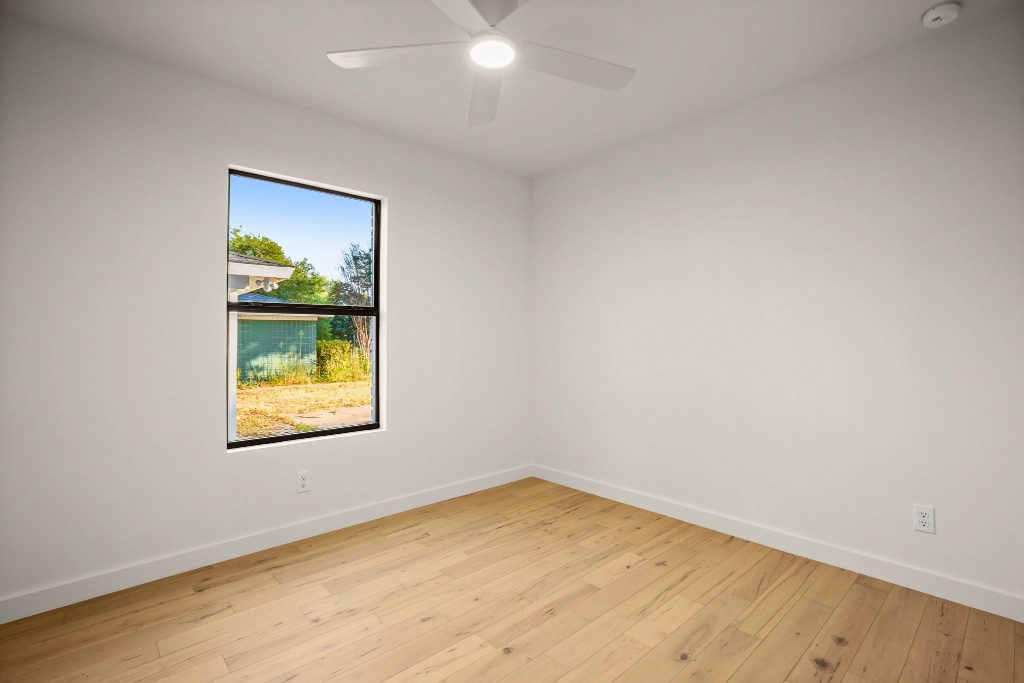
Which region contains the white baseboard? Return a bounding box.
[533,465,1024,623]
[6,463,1021,625]
[0,466,535,625]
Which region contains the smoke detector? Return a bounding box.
[922,3,960,28]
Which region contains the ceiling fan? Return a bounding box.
[327,0,636,126]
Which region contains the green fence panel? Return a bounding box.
[237,318,317,382]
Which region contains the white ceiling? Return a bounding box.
[2,0,1018,175]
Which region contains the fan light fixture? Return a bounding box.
[470,34,516,69]
[326,0,637,126]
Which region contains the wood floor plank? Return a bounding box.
[237,593,525,683]
[803,566,860,609]
[510,480,562,498]
[222,610,420,673]
[553,634,648,683]
[577,524,643,551]
[315,593,530,683]
[0,480,1012,683]
[24,643,160,683]
[433,542,597,620]
[733,558,824,638]
[898,626,964,683]
[570,543,700,621]
[226,612,382,675]
[156,655,227,682]
[0,611,66,646]
[310,572,452,628]
[477,580,599,647]
[53,575,199,627]
[712,535,751,552]
[728,597,834,683]
[273,541,429,588]
[0,585,223,663]
[379,634,494,683]
[224,609,447,680]
[767,553,800,584]
[667,626,760,683]
[612,593,750,683]
[613,545,735,621]
[0,601,236,673]
[677,528,725,552]
[921,597,971,639]
[958,609,1015,683]
[786,582,887,683]
[845,675,874,683]
[443,609,587,683]
[583,552,648,589]
[6,608,306,683]
[630,523,697,560]
[496,654,568,683]
[110,610,310,683]
[515,540,640,603]
[157,586,330,656]
[625,595,703,649]
[441,537,542,579]
[678,542,770,605]
[1015,633,1023,683]
[545,610,636,670]
[854,575,893,594]
[725,549,787,603]
[614,517,686,551]
[188,545,307,595]
[847,586,930,683]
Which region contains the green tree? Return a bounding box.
[229,227,333,304]
[332,243,374,358]
[328,316,357,344]
[333,243,373,306]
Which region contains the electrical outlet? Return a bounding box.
[297,470,310,494]
[914,504,934,533]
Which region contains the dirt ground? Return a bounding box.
[236,381,371,438]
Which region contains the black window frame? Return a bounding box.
[227,169,382,449]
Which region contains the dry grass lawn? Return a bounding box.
[236,381,371,438]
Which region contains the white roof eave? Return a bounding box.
[228,262,295,278]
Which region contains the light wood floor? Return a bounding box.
[1,478,1021,683]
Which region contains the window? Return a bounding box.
[227,170,381,447]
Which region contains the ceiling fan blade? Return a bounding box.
[518,42,635,91]
[429,0,492,37]
[497,0,595,41]
[468,68,502,126]
[327,42,465,69]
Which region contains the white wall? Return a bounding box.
[3,6,1023,625]
[0,16,532,620]
[531,8,1024,616]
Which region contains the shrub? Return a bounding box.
[239,354,315,387]
[316,339,370,382]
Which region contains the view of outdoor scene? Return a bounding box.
[228,173,376,441]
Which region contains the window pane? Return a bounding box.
[228,173,375,307]
[230,314,375,442]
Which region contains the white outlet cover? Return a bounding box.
[297,470,310,494]
[913,504,935,533]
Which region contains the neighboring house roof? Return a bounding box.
[229,252,290,267]
[228,252,295,301]
[238,292,285,303]
[236,291,333,319]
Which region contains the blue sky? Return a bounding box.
[228,174,374,278]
